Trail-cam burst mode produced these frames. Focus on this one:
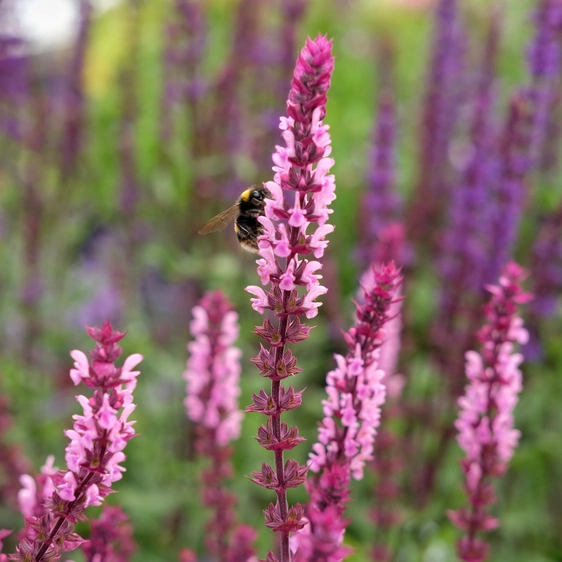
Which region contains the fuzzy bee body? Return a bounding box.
[197,186,271,253]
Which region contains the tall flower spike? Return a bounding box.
[449,263,532,562]
[9,322,142,562]
[485,91,535,284]
[359,90,402,266]
[184,291,255,561]
[408,0,463,240]
[293,262,403,562]
[526,0,562,165]
[245,34,335,562]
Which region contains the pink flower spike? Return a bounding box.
[11,322,142,562]
[183,291,254,560]
[450,262,531,562]
[247,34,336,562]
[296,262,402,559]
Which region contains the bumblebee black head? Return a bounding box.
[251,189,264,202]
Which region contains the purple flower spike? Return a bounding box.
[527,0,562,163]
[9,322,142,562]
[294,263,403,561]
[409,0,463,238]
[184,291,255,561]
[359,90,403,266]
[245,34,335,562]
[485,91,535,284]
[449,263,532,562]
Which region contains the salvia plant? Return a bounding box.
[0,0,560,561]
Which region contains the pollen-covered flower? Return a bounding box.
[244,34,335,562]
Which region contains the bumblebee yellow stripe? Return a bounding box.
[240,188,252,202]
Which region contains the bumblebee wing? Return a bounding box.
[197,204,239,235]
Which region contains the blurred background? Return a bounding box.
[1,0,561,560]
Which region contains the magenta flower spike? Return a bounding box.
[244,34,335,562]
[449,263,532,562]
[184,291,255,561]
[293,263,402,561]
[9,322,142,562]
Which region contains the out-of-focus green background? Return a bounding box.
[1,0,561,560]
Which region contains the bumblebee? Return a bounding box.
[197,186,271,252]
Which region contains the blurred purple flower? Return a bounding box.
[82,505,136,562]
[160,0,207,143]
[529,209,562,318]
[449,263,532,562]
[0,34,29,143]
[409,0,465,237]
[485,92,535,284]
[245,34,335,562]
[527,0,562,164]
[9,322,142,562]
[60,0,91,178]
[436,13,501,353]
[359,91,403,266]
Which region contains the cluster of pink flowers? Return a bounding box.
[309,262,403,480]
[9,322,142,562]
[244,34,336,562]
[450,262,532,562]
[184,291,255,562]
[293,262,402,561]
[184,290,243,446]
